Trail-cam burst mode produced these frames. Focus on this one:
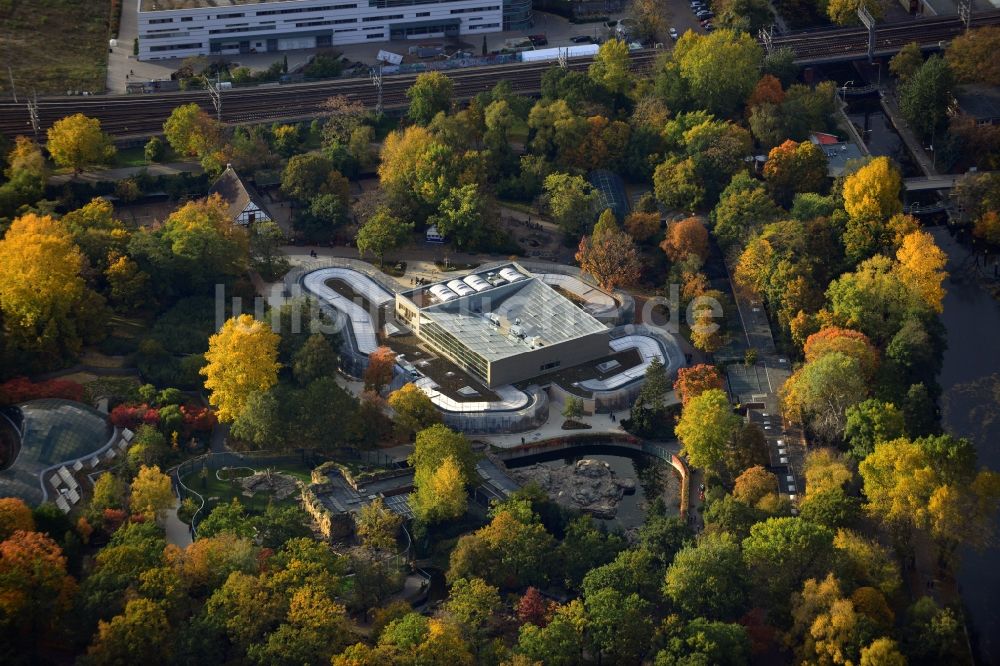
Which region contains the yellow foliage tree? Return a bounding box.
[163,103,222,158]
[0,213,99,360]
[861,638,907,666]
[200,314,281,422]
[895,230,948,313]
[827,0,884,25]
[46,113,114,173]
[804,449,853,496]
[589,38,633,96]
[129,465,175,520]
[62,197,129,270]
[842,157,902,223]
[413,456,468,524]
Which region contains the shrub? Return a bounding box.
[0,377,85,405]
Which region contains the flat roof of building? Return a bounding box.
[142,0,289,12]
[405,265,608,363]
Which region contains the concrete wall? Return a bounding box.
[488,329,610,387]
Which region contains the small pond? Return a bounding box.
[505,445,682,531]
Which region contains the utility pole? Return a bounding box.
[759,25,773,55]
[7,66,17,103]
[27,91,39,140]
[858,5,876,64]
[370,64,383,118]
[557,47,568,69]
[958,0,972,31]
[206,75,222,122]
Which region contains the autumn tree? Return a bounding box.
[407,71,454,124]
[201,314,281,422]
[733,465,781,509]
[129,465,175,521]
[161,195,250,288]
[575,210,641,290]
[409,425,476,525]
[660,216,709,263]
[623,211,661,243]
[673,364,724,406]
[675,388,741,472]
[945,25,1000,85]
[362,346,396,393]
[589,38,632,95]
[46,113,114,173]
[763,140,828,206]
[843,156,903,223]
[788,574,869,665]
[355,207,412,268]
[742,517,835,611]
[356,497,402,553]
[803,327,880,379]
[246,586,352,665]
[0,499,33,545]
[629,0,667,42]
[890,42,924,82]
[674,29,764,116]
[516,599,587,665]
[85,597,172,665]
[62,197,129,270]
[0,530,77,635]
[387,383,441,435]
[781,352,868,441]
[827,0,884,25]
[0,213,105,367]
[163,103,222,158]
[895,230,948,313]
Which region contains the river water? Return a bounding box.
[931,226,1000,664]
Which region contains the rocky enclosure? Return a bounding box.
[508,458,636,518]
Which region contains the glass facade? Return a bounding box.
[502,0,532,29]
[419,316,490,383]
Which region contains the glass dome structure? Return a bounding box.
[0,399,113,505]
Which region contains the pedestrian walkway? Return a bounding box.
[48,161,202,186]
[880,91,939,177]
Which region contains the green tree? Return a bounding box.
[197,498,253,539]
[355,207,412,268]
[291,333,338,386]
[443,577,501,646]
[543,172,597,237]
[430,183,491,250]
[46,113,114,173]
[517,599,587,665]
[407,71,454,125]
[742,517,835,610]
[246,586,352,666]
[161,195,250,288]
[561,396,585,420]
[656,616,751,666]
[675,29,763,116]
[144,136,166,163]
[844,399,905,459]
[589,38,632,95]
[252,504,311,549]
[900,55,955,139]
[675,389,741,472]
[780,352,869,442]
[710,174,782,250]
[230,389,285,449]
[664,533,748,620]
[827,0,884,25]
[586,588,653,664]
[85,598,172,665]
[248,220,288,281]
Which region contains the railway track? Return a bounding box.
[3,8,995,140]
[769,9,1000,62]
[0,52,659,139]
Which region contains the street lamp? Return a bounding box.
[840,80,854,104]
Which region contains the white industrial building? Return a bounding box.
[136,0,523,60]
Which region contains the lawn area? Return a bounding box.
[183,461,315,516]
[0,0,110,95]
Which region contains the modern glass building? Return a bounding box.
[0,400,114,506]
[503,0,532,30]
[396,263,610,387]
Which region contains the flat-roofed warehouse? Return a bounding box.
[395,264,611,388]
[137,0,521,60]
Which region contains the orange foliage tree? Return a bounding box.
[763,140,828,206]
[576,211,641,290]
[623,211,661,243]
[803,327,880,378]
[673,364,725,406]
[0,498,35,541]
[0,530,77,632]
[747,74,785,111]
[364,346,397,393]
[660,217,710,263]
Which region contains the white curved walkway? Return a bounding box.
[414,376,531,412]
[301,267,393,354]
[579,335,668,392]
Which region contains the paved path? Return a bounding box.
[48,161,202,186]
[164,500,193,548]
[880,91,940,178]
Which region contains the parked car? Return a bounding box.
[697,10,714,18]
[570,35,593,43]
[529,34,547,46]
[669,27,679,40]
[703,23,715,31]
